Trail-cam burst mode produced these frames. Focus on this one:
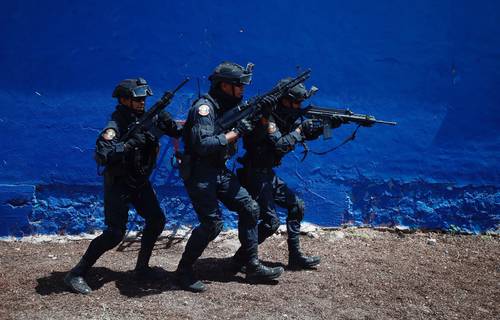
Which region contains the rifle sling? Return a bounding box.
[301,124,361,160]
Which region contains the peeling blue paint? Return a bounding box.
[0,1,499,235]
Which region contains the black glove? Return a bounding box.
[301,119,323,140]
[257,95,279,109]
[157,110,181,136]
[158,110,173,123]
[234,118,254,136]
[125,130,155,149]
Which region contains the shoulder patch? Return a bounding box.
[102,128,117,141]
[267,122,277,134]
[198,104,211,116]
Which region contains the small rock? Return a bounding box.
[395,225,412,234]
[427,238,437,245]
[333,231,345,240]
[307,232,319,239]
[301,223,319,233]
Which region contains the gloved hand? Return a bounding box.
[125,131,147,150]
[257,95,279,110]
[158,110,173,124]
[301,119,323,140]
[234,118,255,136]
[156,110,180,135]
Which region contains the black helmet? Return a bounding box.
[208,62,253,86]
[276,77,317,101]
[112,77,154,98]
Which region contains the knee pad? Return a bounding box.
[259,216,280,240]
[102,227,126,247]
[241,200,260,227]
[262,216,280,233]
[288,199,305,222]
[200,220,223,242]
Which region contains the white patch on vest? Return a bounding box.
[268,122,277,134]
[198,104,210,116]
[102,128,116,141]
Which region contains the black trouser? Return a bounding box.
[178,165,259,268]
[240,167,305,255]
[80,176,166,271]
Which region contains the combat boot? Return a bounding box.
[288,252,321,270]
[288,238,321,270]
[175,265,206,293]
[64,258,92,295]
[245,258,283,282]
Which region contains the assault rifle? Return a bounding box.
[301,105,397,139]
[120,77,190,142]
[213,69,312,134]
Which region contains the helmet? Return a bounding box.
[112,77,154,98]
[275,77,313,101]
[208,62,253,86]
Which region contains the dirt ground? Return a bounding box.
[0,228,498,320]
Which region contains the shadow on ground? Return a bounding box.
[35,267,178,298]
[195,257,285,286]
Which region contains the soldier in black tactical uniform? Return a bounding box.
[235,78,339,270]
[64,78,183,294]
[176,62,284,292]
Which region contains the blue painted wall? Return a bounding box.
[0,0,499,235]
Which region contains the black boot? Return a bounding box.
[288,236,321,270]
[175,263,206,293]
[64,258,92,295]
[287,239,320,269]
[245,258,283,282]
[288,253,321,269]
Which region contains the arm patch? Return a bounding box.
[267,122,277,134]
[198,104,211,116]
[102,128,117,141]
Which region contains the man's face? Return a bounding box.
[121,97,146,114]
[220,82,245,98]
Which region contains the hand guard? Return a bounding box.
[330,116,344,129]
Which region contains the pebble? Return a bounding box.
[333,231,345,240]
[307,232,319,239]
[427,238,437,245]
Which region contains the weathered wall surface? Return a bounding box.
[0,1,498,235]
